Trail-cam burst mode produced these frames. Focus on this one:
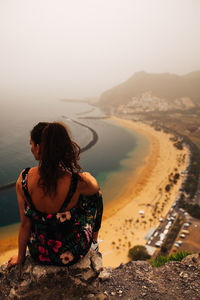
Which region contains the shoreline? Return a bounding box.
[0,117,189,266]
[0,223,19,265]
[102,117,157,220]
[99,117,189,267]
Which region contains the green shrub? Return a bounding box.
[165,184,171,192]
[151,251,191,267]
[174,173,180,180]
[128,245,151,261]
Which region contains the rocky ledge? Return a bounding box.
[0,251,200,300]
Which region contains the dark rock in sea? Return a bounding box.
[0,252,200,300]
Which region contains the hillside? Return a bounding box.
[1,251,200,299]
[99,71,200,108]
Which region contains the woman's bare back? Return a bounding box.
[24,167,99,214]
[26,167,79,213]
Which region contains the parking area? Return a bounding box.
[170,217,200,254]
[147,205,179,248]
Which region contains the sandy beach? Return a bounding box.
[0,117,189,267]
[98,116,189,267]
[0,224,19,265]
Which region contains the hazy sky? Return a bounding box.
[0,0,200,100]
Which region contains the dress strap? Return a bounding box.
[21,168,33,206]
[59,173,79,211]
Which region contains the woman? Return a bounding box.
[8,122,103,267]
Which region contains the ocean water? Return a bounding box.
[0,99,149,228]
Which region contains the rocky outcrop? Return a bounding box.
[0,250,104,300]
[99,254,200,300]
[0,252,200,300]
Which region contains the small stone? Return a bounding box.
[104,291,108,296]
[32,266,47,280]
[111,291,116,296]
[9,288,17,298]
[70,250,91,270]
[118,290,123,294]
[20,279,31,288]
[99,269,111,281]
[23,264,33,274]
[0,263,8,272]
[91,252,103,273]
[180,272,189,278]
[87,294,95,298]
[142,285,147,289]
[192,257,197,263]
[81,269,96,281]
[96,293,107,300]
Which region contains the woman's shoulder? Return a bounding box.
[16,167,38,187]
[16,168,30,193]
[78,172,99,196]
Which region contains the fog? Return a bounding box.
[0,0,200,101]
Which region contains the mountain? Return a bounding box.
[99,71,200,108]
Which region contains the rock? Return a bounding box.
[80,269,96,282]
[0,249,103,300]
[179,272,188,279]
[1,254,200,300]
[182,254,200,268]
[19,279,32,288]
[32,265,47,280]
[99,255,200,300]
[8,288,17,299]
[87,293,95,298]
[95,293,108,300]
[91,251,103,273]
[99,269,111,281]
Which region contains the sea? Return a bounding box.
[0,98,149,231]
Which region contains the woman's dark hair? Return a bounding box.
[30,122,81,196]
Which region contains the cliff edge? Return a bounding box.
[0,251,200,300]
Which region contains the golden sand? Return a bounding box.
[0,226,18,265]
[0,117,189,266]
[98,117,189,267]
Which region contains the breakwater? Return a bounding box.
[0,118,99,192]
[68,118,98,153]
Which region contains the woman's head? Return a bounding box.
[30,122,48,160]
[30,122,81,196]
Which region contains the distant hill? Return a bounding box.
[99,71,200,108]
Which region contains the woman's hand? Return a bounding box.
[7,255,21,269]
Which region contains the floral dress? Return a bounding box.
[22,168,103,266]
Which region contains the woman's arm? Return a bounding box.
[79,173,103,243]
[7,173,32,268]
[79,172,99,196]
